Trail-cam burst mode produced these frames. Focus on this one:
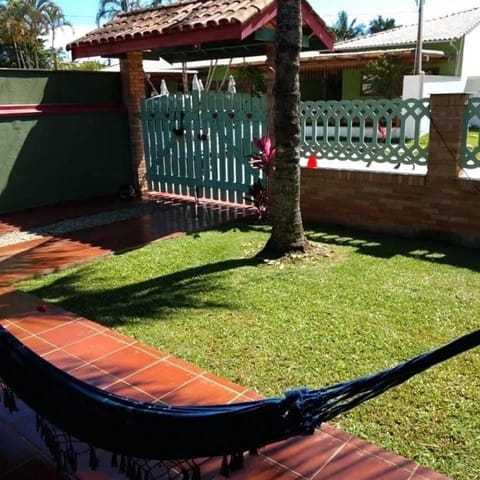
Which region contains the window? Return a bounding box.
[361,72,376,96]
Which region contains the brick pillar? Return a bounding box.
[120,51,147,193]
[427,93,471,181]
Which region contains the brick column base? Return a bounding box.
[427,93,471,182]
[120,52,147,193]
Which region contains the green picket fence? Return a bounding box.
[461,98,480,171]
[141,91,267,203]
[141,94,432,204]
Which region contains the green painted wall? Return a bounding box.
[342,69,361,100]
[340,41,461,100]
[0,70,124,104]
[0,70,132,214]
[424,41,459,76]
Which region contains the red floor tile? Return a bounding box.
[0,322,31,340]
[261,430,349,479]
[0,194,140,233]
[312,443,414,480]
[70,364,120,389]
[42,348,89,373]
[412,466,450,480]
[159,376,241,405]
[219,455,301,480]
[103,380,157,403]
[20,335,57,356]
[92,345,161,380]
[202,371,251,395]
[0,238,108,286]
[63,332,131,362]
[123,359,197,398]
[7,314,76,336]
[131,340,169,359]
[0,289,64,318]
[164,354,206,375]
[36,321,99,347]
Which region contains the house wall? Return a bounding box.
[424,41,459,76]
[403,75,468,98]
[339,40,460,102]
[300,93,480,247]
[342,69,361,99]
[0,70,132,214]
[403,74,480,103]
[460,27,480,77]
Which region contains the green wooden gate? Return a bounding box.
[141,91,267,203]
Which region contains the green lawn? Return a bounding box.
[19,224,480,480]
[467,128,480,148]
[413,128,480,149]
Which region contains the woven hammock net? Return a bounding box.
[1,325,479,479]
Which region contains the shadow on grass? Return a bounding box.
[197,221,480,272]
[26,256,261,328]
[306,223,480,272]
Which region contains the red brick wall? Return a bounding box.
[300,94,480,247]
[120,52,147,192]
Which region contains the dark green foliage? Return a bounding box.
[368,15,396,34]
[234,66,266,95]
[96,0,170,25]
[364,55,410,98]
[246,136,275,217]
[0,0,70,69]
[330,10,365,40]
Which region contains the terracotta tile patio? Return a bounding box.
[0,194,449,480]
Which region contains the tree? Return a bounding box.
[364,55,409,98]
[234,65,266,95]
[0,0,31,67]
[0,0,71,69]
[261,0,308,257]
[44,2,72,69]
[368,15,396,34]
[96,0,165,25]
[22,0,54,67]
[58,59,105,71]
[0,0,52,68]
[330,10,365,41]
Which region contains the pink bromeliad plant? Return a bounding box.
[250,136,276,175]
[247,135,275,218]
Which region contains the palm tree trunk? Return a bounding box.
[262,0,307,257]
[51,29,57,69]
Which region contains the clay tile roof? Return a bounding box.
[69,0,271,49]
[67,0,334,61]
[335,7,480,51]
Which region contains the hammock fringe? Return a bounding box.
[1,325,479,479]
[34,413,203,479]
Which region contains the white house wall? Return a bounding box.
[461,26,480,77]
[403,75,472,97]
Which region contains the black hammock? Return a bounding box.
[1,325,480,479]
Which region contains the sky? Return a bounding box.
[51,0,480,60]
